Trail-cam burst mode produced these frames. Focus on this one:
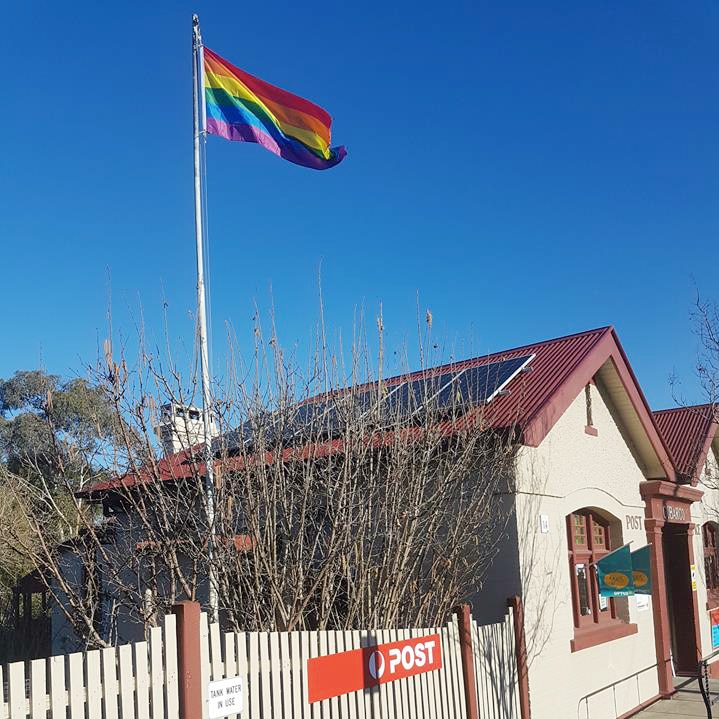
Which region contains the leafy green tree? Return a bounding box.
[0,370,117,491]
[0,370,121,628]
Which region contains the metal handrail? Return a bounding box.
[576,663,658,718]
[699,648,719,719]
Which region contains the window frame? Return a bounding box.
[567,511,616,628]
[566,509,637,651]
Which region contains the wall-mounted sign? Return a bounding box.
[207,676,243,719]
[663,503,687,523]
[631,545,652,595]
[691,564,697,591]
[711,609,719,649]
[636,595,650,612]
[597,544,653,598]
[539,515,550,534]
[307,633,442,703]
[625,515,643,531]
[597,544,635,597]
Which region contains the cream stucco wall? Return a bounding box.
[692,445,719,661]
[514,381,659,719]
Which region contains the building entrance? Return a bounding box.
[662,523,699,675]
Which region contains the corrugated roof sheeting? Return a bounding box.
[88,325,675,495]
[298,326,611,435]
[653,405,716,481]
[472,327,611,432]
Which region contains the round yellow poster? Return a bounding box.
[604,572,630,589]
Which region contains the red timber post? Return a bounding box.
[644,517,673,696]
[454,604,480,719]
[172,601,203,719]
[508,596,531,719]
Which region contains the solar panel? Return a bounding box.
[351,385,389,416]
[384,372,456,419]
[214,419,258,454]
[434,355,534,411]
[279,398,340,443]
[218,354,534,452]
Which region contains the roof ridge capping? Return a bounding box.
[390,325,614,382]
[481,325,614,357]
[653,403,715,416]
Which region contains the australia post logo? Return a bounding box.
[307,634,442,703]
[367,639,438,680]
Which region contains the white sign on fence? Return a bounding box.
[208,676,244,718]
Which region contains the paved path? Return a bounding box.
[636,677,717,718]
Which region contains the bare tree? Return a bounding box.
[666,295,719,481]
[6,308,523,648]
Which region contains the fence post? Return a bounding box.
[172,601,203,719]
[454,604,480,719]
[508,595,531,719]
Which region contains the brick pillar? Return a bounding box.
[508,596,531,719]
[172,601,203,719]
[454,604,479,719]
[645,518,673,697]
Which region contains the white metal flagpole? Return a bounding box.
[192,13,219,623]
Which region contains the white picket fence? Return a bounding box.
[471,613,521,719]
[0,606,521,719]
[0,615,178,719]
[201,611,520,719]
[201,614,468,718]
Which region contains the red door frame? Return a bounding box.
[640,480,703,696]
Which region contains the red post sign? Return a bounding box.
[307,633,442,703]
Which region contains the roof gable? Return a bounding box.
[473,326,675,480]
[653,405,718,484]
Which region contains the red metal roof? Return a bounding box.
[453,326,612,434]
[301,326,613,433]
[84,447,200,495]
[653,405,717,483]
[84,325,678,496]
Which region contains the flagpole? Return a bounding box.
[192,13,219,623]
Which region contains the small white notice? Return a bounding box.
[208,677,243,718]
[539,514,550,534]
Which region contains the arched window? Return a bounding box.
[703,522,719,608]
[566,510,616,629]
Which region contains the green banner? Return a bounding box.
[596,544,635,597]
[630,545,652,595]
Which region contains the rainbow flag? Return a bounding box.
[203,48,346,170]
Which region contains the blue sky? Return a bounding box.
[2,1,717,409]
